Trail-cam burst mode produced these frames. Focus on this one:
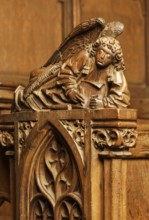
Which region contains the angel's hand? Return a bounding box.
[90,95,103,109]
[67,89,84,105]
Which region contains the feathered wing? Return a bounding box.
[15,18,129,111]
[43,17,105,66]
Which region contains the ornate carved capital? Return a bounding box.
[90,109,137,158]
[18,121,36,148]
[0,130,14,147]
[92,128,137,157]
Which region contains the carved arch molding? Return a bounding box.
[18,116,85,220]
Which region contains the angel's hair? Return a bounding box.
[91,36,125,71]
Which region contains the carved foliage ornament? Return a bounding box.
[92,128,137,151]
[60,120,85,163]
[18,121,36,163]
[0,130,14,147]
[18,121,36,147]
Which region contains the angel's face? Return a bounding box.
[96,46,113,67]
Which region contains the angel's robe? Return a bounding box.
[57,49,130,108]
[15,49,130,111]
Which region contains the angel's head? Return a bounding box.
[92,36,125,70]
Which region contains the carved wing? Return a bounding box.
[15,18,129,112]
[43,17,105,66]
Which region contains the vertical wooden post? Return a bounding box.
[104,160,111,220]
[5,151,16,220]
[111,160,127,220]
[91,109,137,220]
[103,159,127,220]
[90,145,104,220]
[59,0,81,38]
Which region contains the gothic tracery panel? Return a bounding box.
[20,123,84,220]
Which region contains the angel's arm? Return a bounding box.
[57,50,91,104]
[89,70,130,109]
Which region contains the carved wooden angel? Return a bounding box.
[15,17,130,111]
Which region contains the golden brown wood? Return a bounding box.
[0,1,149,219]
[1,0,148,118]
[103,159,128,220]
[60,0,81,38]
[15,18,130,112]
[81,0,149,119]
[0,108,137,219]
[0,83,17,114]
[127,160,149,220]
[145,0,149,85]
[0,1,62,85]
[103,160,111,219]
